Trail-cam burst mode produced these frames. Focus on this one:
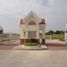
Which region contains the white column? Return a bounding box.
[20,29,24,39]
[65,33,67,44]
[65,24,67,44]
[36,31,39,39]
[26,30,28,39]
[36,26,39,39]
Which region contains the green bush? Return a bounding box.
[25,43,38,46]
[26,39,38,43]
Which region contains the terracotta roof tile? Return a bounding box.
[20,19,25,24]
[39,19,46,24]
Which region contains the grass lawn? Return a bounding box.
[25,43,38,46]
[45,34,64,41]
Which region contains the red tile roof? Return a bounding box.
[39,19,46,24]
[20,19,25,24]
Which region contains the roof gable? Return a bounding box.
[24,11,40,22]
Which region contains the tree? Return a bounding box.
[0,26,3,34]
[49,30,54,35]
[0,29,3,34]
[46,30,54,35]
[55,30,64,34]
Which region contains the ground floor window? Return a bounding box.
[28,31,36,39]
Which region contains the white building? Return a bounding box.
[20,11,46,45]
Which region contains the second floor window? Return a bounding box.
[28,21,36,25]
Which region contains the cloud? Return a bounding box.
[0,0,67,33]
[45,0,67,31]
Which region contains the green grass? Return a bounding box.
[25,43,38,46]
[45,34,64,41]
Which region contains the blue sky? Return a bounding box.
[0,0,67,33]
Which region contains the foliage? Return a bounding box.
[25,39,38,46]
[46,30,64,35]
[45,30,54,35]
[26,39,38,43]
[25,43,38,46]
[0,29,3,34]
[55,30,64,34]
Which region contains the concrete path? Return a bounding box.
[0,50,67,67]
[46,39,65,44]
[0,40,20,45]
[14,45,48,50]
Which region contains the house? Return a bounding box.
[20,11,46,45]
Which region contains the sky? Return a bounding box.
[0,0,67,33]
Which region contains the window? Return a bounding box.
[28,21,36,25]
[28,31,36,39]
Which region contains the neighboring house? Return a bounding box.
[20,11,46,45]
[0,26,3,34]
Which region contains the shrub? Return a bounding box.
[25,43,38,46]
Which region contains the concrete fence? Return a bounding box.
[0,33,20,42]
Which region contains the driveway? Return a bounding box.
[0,50,67,67]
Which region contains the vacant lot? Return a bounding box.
[45,34,64,41]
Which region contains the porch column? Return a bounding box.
[20,31,25,45]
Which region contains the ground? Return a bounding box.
[0,39,67,50]
[0,39,67,67]
[0,50,67,67]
